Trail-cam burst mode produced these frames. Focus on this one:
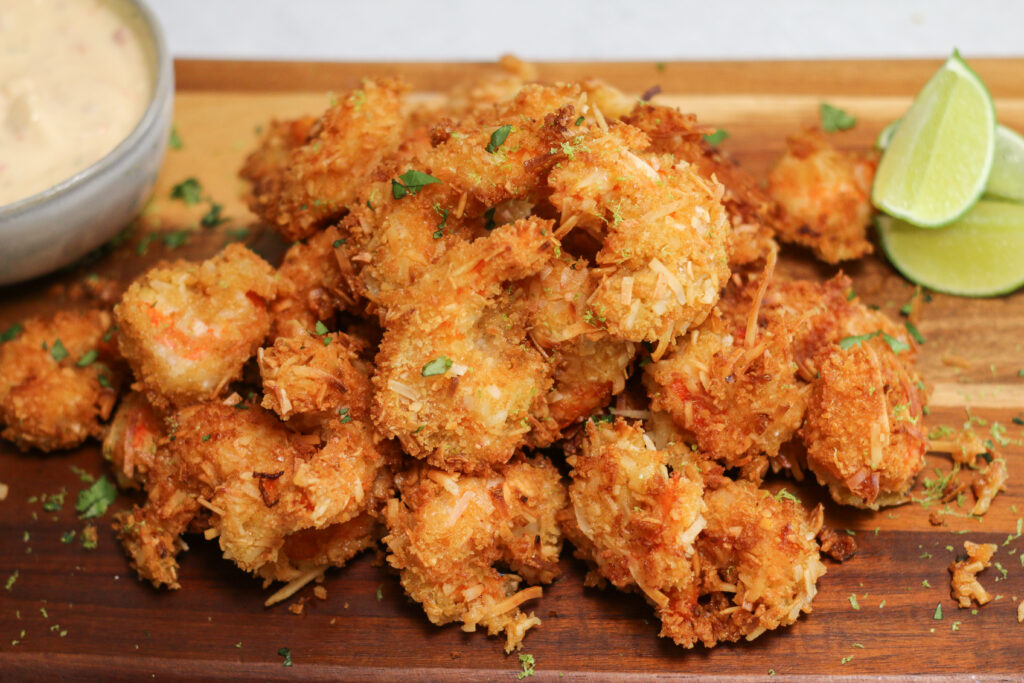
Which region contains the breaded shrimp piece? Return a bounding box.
[257,513,382,584]
[543,337,635,438]
[547,123,731,346]
[258,324,373,429]
[768,128,878,264]
[383,456,567,652]
[102,391,163,489]
[238,115,317,195]
[372,218,555,472]
[644,310,808,480]
[270,225,356,337]
[114,244,277,408]
[802,339,927,509]
[561,420,707,601]
[241,79,408,241]
[340,84,584,310]
[0,309,121,451]
[622,103,779,267]
[663,477,825,648]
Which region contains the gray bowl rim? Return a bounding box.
[0,0,173,225]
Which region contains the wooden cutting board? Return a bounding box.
[2,59,1024,681]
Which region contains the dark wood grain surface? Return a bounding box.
[2,59,1024,681]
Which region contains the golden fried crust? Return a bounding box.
[660,478,825,648]
[547,124,732,344]
[242,79,409,241]
[258,325,373,428]
[623,103,778,267]
[271,226,357,337]
[768,128,878,264]
[802,340,926,509]
[383,456,566,652]
[114,244,277,408]
[372,218,556,473]
[645,310,808,479]
[102,391,164,489]
[0,309,121,451]
[949,541,996,608]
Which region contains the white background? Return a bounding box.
[149,0,1024,62]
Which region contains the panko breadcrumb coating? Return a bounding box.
[241,79,409,241]
[563,419,824,648]
[768,128,878,264]
[270,225,356,337]
[114,243,277,408]
[383,456,566,652]
[949,541,996,608]
[0,309,121,451]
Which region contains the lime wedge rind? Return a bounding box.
[876,200,1024,297]
[871,52,997,229]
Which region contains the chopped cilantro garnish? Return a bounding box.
[483,206,497,231]
[933,603,943,620]
[574,116,585,126]
[0,323,22,343]
[200,202,226,228]
[391,169,441,199]
[332,238,346,248]
[338,407,352,424]
[845,289,857,301]
[922,579,932,588]
[70,466,94,483]
[839,331,879,350]
[376,585,383,601]
[168,126,183,150]
[421,356,453,377]
[5,570,18,591]
[485,125,512,154]
[75,475,117,519]
[60,531,76,544]
[820,102,857,132]
[517,653,536,679]
[315,321,329,336]
[277,647,293,667]
[76,350,98,367]
[840,656,853,665]
[98,375,111,389]
[703,129,729,145]
[433,202,449,239]
[773,488,800,503]
[882,332,910,354]
[49,339,69,362]
[848,594,860,610]
[42,490,66,512]
[905,322,925,344]
[170,178,202,206]
[162,230,191,250]
[201,434,211,442]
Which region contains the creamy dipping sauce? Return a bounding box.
[0,0,153,206]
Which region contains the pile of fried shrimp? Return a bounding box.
[7,59,989,654]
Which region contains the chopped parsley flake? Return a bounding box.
[421,356,453,377]
[333,238,346,248]
[391,169,441,199]
[200,202,226,228]
[933,603,943,620]
[277,647,293,667]
[76,350,98,367]
[922,579,932,588]
[75,475,117,519]
[61,530,76,544]
[168,126,183,150]
[98,375,111,389]
[574,116,585,126]
[376,585,383,601]
[338,407,352,424]
[41,490,66,512]
[0,323,22,343]
[433,202,449,239]
[905,322,926,344]
[703,129,729,145]
[517,653,536,679]
[773,488,800,503]
[5,570,17,591]
[70,466,94,483]
[315,321,329,336]
[839,331,879,350]
[840,655,853,665]
[49,339,69,362]
[820,102,857,132]
[485,125,512,154]
[170,178,202,206]
[201,434,211,442]
[882,332,910,354]
[848,594,860,610]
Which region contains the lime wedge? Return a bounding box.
[987,125,1024,202]
[877,199,1024,297]
[877,120,1024,203]
[872,52,996,227]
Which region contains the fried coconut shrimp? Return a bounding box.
[116,399,390,589]
[622,103,779,267]
[102,391,163,489]
[383,456,567,651]
[547,123,731,346]
[258,323,373,429]
[0,309,121,451]
[270,225,356,337]
[114,244,277,408]
[241,79,408,241]
[372,218,555,472]
[768,128,878,264]
[644,307,809,480]
[562,420,825,648]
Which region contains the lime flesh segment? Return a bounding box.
[877,199,1024,297]
[872,53,996,227]
[877,120,1024,203]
